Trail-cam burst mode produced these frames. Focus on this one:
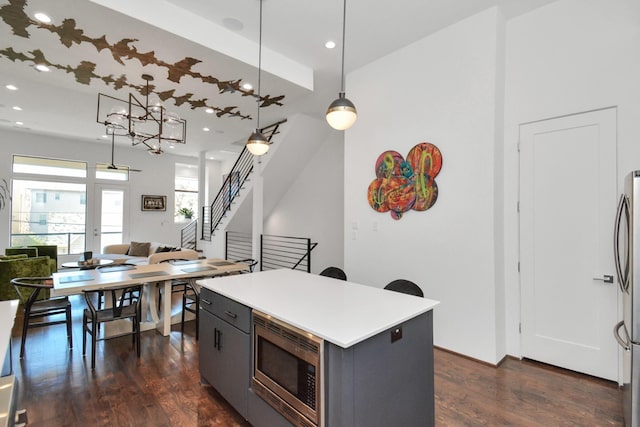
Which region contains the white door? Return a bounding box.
[92,185,128,254]
[520,107,618,381]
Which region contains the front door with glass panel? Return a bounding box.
[93,185,128,253]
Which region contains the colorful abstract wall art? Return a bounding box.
[367,142,443,220]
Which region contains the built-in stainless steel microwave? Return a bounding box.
[252,310,323,427]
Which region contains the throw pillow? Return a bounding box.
[155,246,173,253]
[128,241,151,257]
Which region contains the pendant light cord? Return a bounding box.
[340,0,347,93]
[256,0,263,129]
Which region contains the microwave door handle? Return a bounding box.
[614,320,631,351]
[614,195,627,293]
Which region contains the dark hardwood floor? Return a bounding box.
[9,295,623,426]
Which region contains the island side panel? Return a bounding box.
[325,310,434,427]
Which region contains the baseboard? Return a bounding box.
[434,345,518,368]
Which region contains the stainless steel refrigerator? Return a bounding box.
[614,171,640,427]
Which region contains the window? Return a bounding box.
[13,155,87,178]
[11,156,88,254]
[175,163,198,222]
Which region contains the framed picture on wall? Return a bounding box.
[141,195,166,211]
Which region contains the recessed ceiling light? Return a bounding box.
[203,127,210,132]
[205,108,214,114]
[12,106,22,111]
[101,135,109,139]
[34,64,50,72]
[242,83,253,90]
[15,121,24,125]
[325,40,336,49]
[5,84,17,91]
[34,12,52,23]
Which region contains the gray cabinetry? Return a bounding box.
[325,311,434,427]
[199,288,251,419]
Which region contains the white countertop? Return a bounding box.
[198,269,439,348]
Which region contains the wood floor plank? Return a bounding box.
[9,295,623,426]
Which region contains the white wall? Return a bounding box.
[345,8,503,363]
[344,0,640,365]
[264,131,344,273]
[0,128,199,253]
[502,0,640,356]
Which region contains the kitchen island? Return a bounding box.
[198,269,439,427]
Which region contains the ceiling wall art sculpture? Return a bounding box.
[0,0,285,121]
[367,142,443,220]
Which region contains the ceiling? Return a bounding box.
[0,0,557,162]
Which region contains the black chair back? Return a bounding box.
[384,279,424,297]
[82,284,143,369]
[235,258,258,273]
[11,276,73,358]
[319,266,347,281]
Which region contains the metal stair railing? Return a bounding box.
[201,120,286,241]
[225,231,253,262]
[180,219,197,250]
[225,231,318,273]
[260,234,318,273]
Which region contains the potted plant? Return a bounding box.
[177,207,194,219]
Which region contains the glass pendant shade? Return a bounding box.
[246,0,269,156]
[326,92,357,130]
[246,129,269,155]
[326,0,357,131]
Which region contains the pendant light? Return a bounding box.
[246,0,269,156]
[326,0,357,130]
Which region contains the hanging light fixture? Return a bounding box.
[96,74,187,155]
[246,0,270,156]
[326,0,357,130]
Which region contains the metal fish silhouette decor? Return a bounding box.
[367,142,443,220]
[0,0,285,121]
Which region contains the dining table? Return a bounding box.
[51,258,249,336]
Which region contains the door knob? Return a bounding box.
[592,275,614,284]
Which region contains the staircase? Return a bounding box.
[201,120,286,241]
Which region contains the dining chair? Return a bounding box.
[11,277,73,358]
[319,266,347,281]
[82,284,142,370]
[234,258,258,274]
[181,278,199,340]
[94,263,137,310]
[384,279,424,297]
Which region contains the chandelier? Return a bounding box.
[96,74,186,154]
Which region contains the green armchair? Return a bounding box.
[0,255,52,301]
[5,245,58,272]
